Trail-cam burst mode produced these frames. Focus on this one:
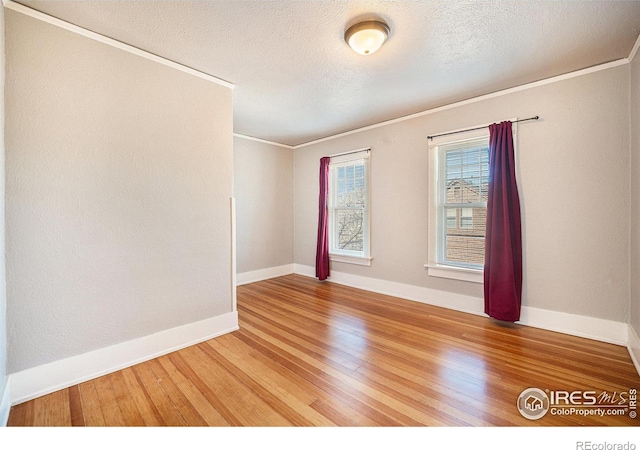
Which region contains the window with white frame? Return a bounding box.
[427,131,490,283]
[328,151,371,266]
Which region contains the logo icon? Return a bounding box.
[518,388,550,420]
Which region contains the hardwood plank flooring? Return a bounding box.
[7,274,640,426]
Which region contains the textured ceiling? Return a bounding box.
[17,0,640,146]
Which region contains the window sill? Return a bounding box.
[424,264,483,283]
[330,254,372,266]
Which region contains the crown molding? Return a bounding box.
[2,0,235,90]
[233,133,294,150]
[293,59,628,148]
[5,0,636,148]
[629,32,640,63]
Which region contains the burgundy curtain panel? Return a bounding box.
[484,121,523,322]
[315,157,331,280]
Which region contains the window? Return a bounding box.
[328,151,371,266]
[427,131,489,283]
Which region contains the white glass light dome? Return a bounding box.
[345,20,390,56]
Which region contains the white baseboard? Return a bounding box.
[628,324,640,377]
[293,264,627,346]
[9,311,238,406]
[293,263,485,317]
[518,305,627,346]
[0,377,10,426]
[237,264,294,286]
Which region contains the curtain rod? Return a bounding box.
[427,116,539,141]
[329,147,371,158]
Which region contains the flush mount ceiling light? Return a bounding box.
[344,20,390,55]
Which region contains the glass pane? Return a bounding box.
[445,146,489,204]
[445,207,486,266]
[446,208,456,228]
[335,209,364,251]
[335,161,366,208]
[460,208,473,229]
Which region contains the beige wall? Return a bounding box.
[631,54,640,335]
[234,137,293,274]
[294,65,630,322]
[5,11,234,373]
[0,4,7,394]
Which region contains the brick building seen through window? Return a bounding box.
[445,180,487,266]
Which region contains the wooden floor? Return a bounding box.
[8,274,640,426]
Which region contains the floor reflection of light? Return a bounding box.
[327,313,369,357]
[439,350,488,397]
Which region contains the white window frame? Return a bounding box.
[328,150,372,266]
[426,128,489,283]
[426,122,518,283]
